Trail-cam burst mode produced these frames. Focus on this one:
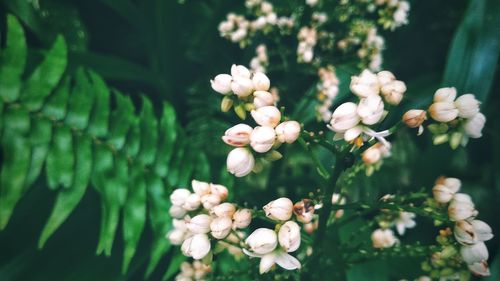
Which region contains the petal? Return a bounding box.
[396,223,405,236]
[275,252,301,271]
[243,248,264,258]
[259,253,277,274]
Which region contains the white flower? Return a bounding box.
[454,220,493,245]
[371,229,398,248]
[377,71,395,86]
[183,193,201,211]
[448,193,477,221]
[201,194,221,210]
[455,94,480,118]
[343,126,363,142]
[394,212,416,235]
[181,233,211,260]
[210,183,229,201]
[460,242,489,264]
[252,72,270,91]
[250,126,276,153]
[192,180,211,197]
[362,144,382,165]
[464,113,486,138]
[278,221,301,252]
[170,189,191,206]
[211,74,233,94]
[233,208,252,229]
[212,203,236,218]
[263,197,294,221]
[222,124,253,147]
[381,80,406,105]
[402,109,426,128]
[434,87,457,103]
[328,102,360,133]
[432,176,461,203]
[467,261,490,277]
[243,249,301,274]
[167,229,186,245]
[350,70,380,98]
[253,90,275,108]
[357,95,384,125]
[429,102,459,122]
[227,148,255,177]
[306,0,318,7]
[275,121,301,144]
[231,64,251,78]
[186,214,212,234]
[246,228,278,255]
[231,76,254,97]
[251,106,281,128]
[169,205,187,219]
[210,217,233,239]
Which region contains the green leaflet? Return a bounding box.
[194,152,211,181]
[137,96,158,165]
[162,249,186,281]
[87,70,110,137]
[25,118,52,186]
[108,90,135,150]
[20,35,67,111]
[65,68,94,130]
[42,76,71,121]
[124,116,141,158]
[45,126,74,189]
[154,102,178,177]
[177,146,195,187]
[38,134,92,248]
[0,15,27,102]
[167,134,186,187]
[122,166,147,273]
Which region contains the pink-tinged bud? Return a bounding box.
[303,220,318,234]
[362,144,382,165]
[231,64,251,78]
[169,205,187,219]
[231,76,254,97]
[233,209,252,229]
[293,199,315,223]
[371,229,397,248]
[435,176,461,193]
[381,80,406,105]
[210,184,229,201]
[246,228,278,254]
[212,203,236,218]
[329,102,360,133]
[253,90,275,108]
[460,242,489,264]
[210,217,233,239]
[429,102,459,122]
[263,197,294,221]
[201,194,221,210]
[167,229,186,245]
[454,219,493,245]
[350,69,380,98]
[432,185,455,204]
[210,74,232,94]
[181,233,211,260]
[357,94,384,125]
[434,87,457,103]
[222,124,253,147]
[170,188,191,206]
[183,193,201,211]
[192,180,211,197]
[455,94,480,118]
[468,261,490,277]
[403,109,426,128]
[227,148,255,177]
[251,106,281,128]
[275,121,301,144]
[376,70,395,86]
[250,126,276,153]
[186,214,212,234]
[252,72,271,91]
[278,221,301,252]
[448,193,477,221]
[464,113,486,139]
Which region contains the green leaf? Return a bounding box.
[193,152,210,181]
[347,260,388,281]
[162,250,186,281]
[137,96,158,165]
[167,136,186,186]
[65,68,94,130]
[2,106,30,134]
[45,126,74,189]
[122,167,147,273]
[38,135,92,248]
[25,118,52,186]
[87,71,110,137]
[20,35,67,111]
[154,102,178,177]
[177,147,195,187]
[124,117,141,158]
[0,15,27,102]
[42,76,71,121]
[108,90,135,150]
[0,132,31,229]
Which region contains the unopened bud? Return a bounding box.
[275,121,301,144]
[210,217,233,239]
[263,197,293,221]
[250,126,276,153]
[278,221,301,252]
[402,109,426,128]
[246,228,278,254]
[251,106,281,128]
[222,124,253,147]
[181,233,211,260]
[233,208,252,229]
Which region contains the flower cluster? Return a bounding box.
[167,180,252,260]
[316,66,340,122]
[429,177,494,277]
[175,261,211,281]
[297,26,317,63]
[250,44,269,73]
[371,209,416,248]
[361,142,391,175]
[375,0,410,30]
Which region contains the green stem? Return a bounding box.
[298,137,330,180]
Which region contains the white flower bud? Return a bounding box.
[454,219,493,245]
[344,126,363,142]
[169,205,188,219]
[448,193,477,221]
[437,177,461,193]
[468,261,490,277]
[250,126,276,153]
[329,102,360,132]
[460,242,489,265]
[252,72,270,91]
[210,184,229,201]
[432,185,455,204]
[455,94,480,118]
[210,74,232,94]
[192,180,211,197]
[275,121,301,144]
[434,87,457,103]
[376,70,395,86]
[381,80,406,105]
[263,197,294,221]
[231,76,254,97]
[186,214,212,234]
[231,64,251,78]
[350,70,380,98]
[201,194,221,210]
[464,113,486,138]
[181,233,211,260]
[233,208,252,229]
[429,102,459,123]
[227,148,255,177]
[222,124,253,147]
[167,229,186,245]
[253,90,275,108]
[402,109,426,128]
[357,95,384,125]
[251,106,281,128]
[183,193,201,211]
[170,188,191,206]
[371,229,397,248]
[278,221,301,252]
[362,144,382,165]
[173,218,187,231]
[212,203,236,218]
[210,217,233,239]
[246,228,278,254]
[293,199,315,223]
